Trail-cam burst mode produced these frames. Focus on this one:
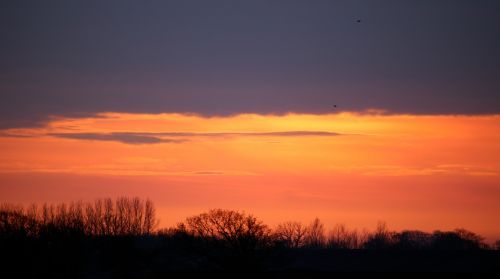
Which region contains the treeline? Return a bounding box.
[0,197,157,237]
[2,198,500,274]
[1,198,498,251]
[161,210,495,251]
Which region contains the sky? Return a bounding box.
[1,1,500,240]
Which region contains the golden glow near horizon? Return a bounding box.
[1,112,500,240]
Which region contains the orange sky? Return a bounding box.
[1,112,499,241]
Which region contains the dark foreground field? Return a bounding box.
[2,236,499,277]
[288,249,500,272]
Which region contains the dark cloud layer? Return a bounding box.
[48,131,342,144]
[49,133,183,145]
[1,1,500,129]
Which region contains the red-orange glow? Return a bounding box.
[1,113,499,241]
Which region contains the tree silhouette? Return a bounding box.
[304,218,326,248]
[275,221,308,248]
[327,224,360,249]
[0,197,158,238]
[431,229,486,250]
[393,230,432,250]
[180,209,274,270]
[363,221,394,249]
[184,209,270,250]
[2,199,499,274]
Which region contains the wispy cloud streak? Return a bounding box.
[49,133,184,145]
[48,131,342,144]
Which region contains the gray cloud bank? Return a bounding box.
[1,1,499,129]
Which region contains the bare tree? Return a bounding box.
[143,199,158,234]
[41,203,55,233]
[25,203,39,237]
[85,202,97,235]
[1,197,158,237]
[130,197,144,235]
[185,209,270,250]
[93,199,104,235]
[363,221,395,249]
[275,221,308,248]
[304,218,326,248]
[103,198,114,235]
[69,202,85,234]
[0,203,27,236]
[327,224,360,249]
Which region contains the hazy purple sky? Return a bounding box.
[1,0,499,128]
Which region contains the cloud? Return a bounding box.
[144,131,342,137]
[190,170,260,176]
[236,131,341,137]
[328,164,499,177]
[48,130,342,144]
[0,132,34,138]
[2,2,500,130]
[193,171,225,175]
[48,132,184,145]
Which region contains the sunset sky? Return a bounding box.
[1,1,500,241]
